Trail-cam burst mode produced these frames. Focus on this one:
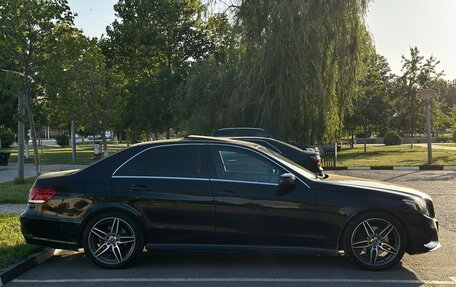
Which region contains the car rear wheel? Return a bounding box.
[343,212,406,271]
[82,212,144,268]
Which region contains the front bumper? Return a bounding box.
[406,213,440,254]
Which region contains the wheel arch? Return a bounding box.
[77,203,147,247]
[336,208,410,252]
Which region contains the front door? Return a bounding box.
[208,145,319,247]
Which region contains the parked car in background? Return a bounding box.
[21,136,439,271]
[229,136,324,176]
[211,127,272,138]
[211,127,319,152]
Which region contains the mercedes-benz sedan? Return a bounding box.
[21,136,439,270]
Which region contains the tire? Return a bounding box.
[82,212,144,269]
[342,211,407,271]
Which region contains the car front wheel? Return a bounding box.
[343,212,407,271]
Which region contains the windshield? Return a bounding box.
[256,146,317,180]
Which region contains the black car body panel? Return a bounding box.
[21,138,439,261]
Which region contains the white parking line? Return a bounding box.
[12,278,456,285]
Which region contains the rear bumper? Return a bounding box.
[406,213,440,254]
[20,210,80,250]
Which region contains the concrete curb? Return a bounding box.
[325,166,456,171]
[0,248,56,286]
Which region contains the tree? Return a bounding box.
[345,52,393,153]
[0,0,74,175]
[103,0,213,140]
[177,0,371,144]
[392,47,443,148]
[75,45,126,157]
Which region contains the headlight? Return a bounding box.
[403,198,429,216]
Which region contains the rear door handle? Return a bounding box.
[130,184,150,191]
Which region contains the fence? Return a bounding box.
[319,143,337,168]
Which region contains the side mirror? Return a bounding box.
[279,173,296,186]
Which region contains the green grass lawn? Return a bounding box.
[0,214,42,269]
[0,178,35,204]
[0,143,127,165]
[337,144,456,167]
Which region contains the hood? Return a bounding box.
[38,169,80,179]
[321,174,430,199]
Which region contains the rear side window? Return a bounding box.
[115,145,205,178]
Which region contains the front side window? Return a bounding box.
[211,147,283,184]
[115,145,204,178]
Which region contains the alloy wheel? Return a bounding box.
[350,218,401,267]
[87,217,137,265]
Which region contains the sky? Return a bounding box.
[68,0,456,80]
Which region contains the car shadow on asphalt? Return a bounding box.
[19,250,421,286]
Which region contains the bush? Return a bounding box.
[55,134,69,147]
[0,127,15,148]
[384,131,402,146]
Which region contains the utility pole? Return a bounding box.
[418,89,435,165]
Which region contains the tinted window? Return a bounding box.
[116,145,204,178]
[211,147,283,183]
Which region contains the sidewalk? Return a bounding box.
[0,163,87,183]
[415,143,456,151]
[0,204,26,215]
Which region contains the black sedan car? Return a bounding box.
[228,136,323,176]
[21,136,439,270]
[211,127,273,138]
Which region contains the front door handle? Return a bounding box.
[130,184,150,191]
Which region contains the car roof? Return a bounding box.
[131,136,261,149]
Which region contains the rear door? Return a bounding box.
[111,144,215,244]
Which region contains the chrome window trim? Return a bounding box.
[111,176,278,186]
[112,175,210,181]
[111,142,310,188]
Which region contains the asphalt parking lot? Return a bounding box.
[8,170,456,287]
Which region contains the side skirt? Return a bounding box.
[146,243,337,256]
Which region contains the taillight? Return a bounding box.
[28,187,56,204]
[310,155,321,164]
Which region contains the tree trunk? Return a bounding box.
[101,131,108,158]
[410,130,414,149]
[363,129,367,154]
[25,136,29,159]
[71,120,76,164]
[166,128,170,139]
[350,129,354,149]
[24,87,40,175]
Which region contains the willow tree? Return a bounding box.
[228,0,370,144]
